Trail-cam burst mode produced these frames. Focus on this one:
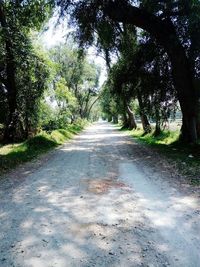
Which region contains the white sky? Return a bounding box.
[40,15,107,87]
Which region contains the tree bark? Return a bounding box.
[107,114,112,122]
[141,114,151,133]
[121,111,129,129]
[196,101,200,139]
[104,1,198,143]
[112,114,118,124]
[87,95,100,120]
[137,92,151,134]
[82,90,91,118]
[126,105,137,130]
[193,81,200,139]
[154,121,161,137]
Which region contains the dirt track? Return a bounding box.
[0,122,200,267]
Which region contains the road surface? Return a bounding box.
[0,122,200,267]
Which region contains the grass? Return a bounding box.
[0,121,87,174]
[123,126,200,186]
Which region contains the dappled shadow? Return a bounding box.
[0,122,200,266]
[0,180,170,266]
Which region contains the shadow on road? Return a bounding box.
[0,122,199,266]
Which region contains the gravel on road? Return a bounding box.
[0,122,200,267]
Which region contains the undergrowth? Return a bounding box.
[0,120,87,174]
[124,127,200,186]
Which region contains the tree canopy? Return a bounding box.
[0,0,101,142]
[56,0,200,143]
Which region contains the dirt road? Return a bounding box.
[0,122,200,267]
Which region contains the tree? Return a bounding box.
[54,78,78,126]
[49,43,100,121]
[47,42,101,126]
[0,0,53,141]
[100,85,118,123]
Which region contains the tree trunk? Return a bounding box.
[121,112,129,129]
[153,108,162,137]
[196,121,200,140]
[169,47,197,143]
[137,92,151,134]
[126,105,137,130]
[107,114,112,122]
[141,114,151,133]
[154,121,161,137]
[82,90,91,118]
[87,96,100,120]
[112,114,118,124]
[196,103,200,139]
[194,81,200,139]
[104,48,111,71]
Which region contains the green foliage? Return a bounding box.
[38,100,56,130]
[100,84,118,120]
[55,79,77,110]
[0,0,54,141]
[48,43,100,126]
[5,0,54,30]
[0,1,101,141]
[17,41,51,134]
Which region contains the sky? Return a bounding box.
[40,15,107,87]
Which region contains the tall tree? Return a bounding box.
[57,0,200,143]
[0,0,53,141]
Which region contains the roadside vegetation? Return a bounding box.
[124,126,200,185]
[0,120,87,173]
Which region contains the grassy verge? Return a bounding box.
[0,120,87,174]
[124,127,200,186]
